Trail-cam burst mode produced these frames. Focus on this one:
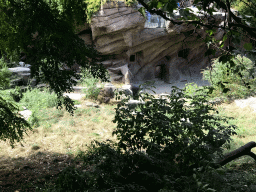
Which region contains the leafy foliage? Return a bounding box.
[202,55,256,99]
[0,57,11,89]
[80,67,104,100]
[113,86,237,172]
[10,86,23,102]
[0,95,31,147]
[43,140,256,192]
[0,0,108,114]
[0,67,11,89]
[41,140,179,192]
[232,0,256,28]
[19,87,58,110]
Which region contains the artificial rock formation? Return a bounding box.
[76,1,227,84]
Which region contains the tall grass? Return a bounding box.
[19,87,58,110]
[79,68,103,100]
[0,58,12,89]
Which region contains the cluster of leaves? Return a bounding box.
[37,141,256,191]
[0,66,11,90]
[0,0,109,115]
[0,95,31,148]
[232,0,256,26]
[113,86,237,173]
[202,54,256,99]
[84,0,138,23]
[10,86,23,102]
[19,87,58,110]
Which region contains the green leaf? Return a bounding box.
[206,29,216,36]
[157,2,163,9]
[244,43,252,51]
[223,34,228,42]
[138,7,146,19]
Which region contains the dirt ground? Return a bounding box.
[133,76,211,95]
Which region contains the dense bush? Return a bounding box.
[113,85,237,173]
[0,95,31,147]
[10,86,23,102]
[42,140,234,192]
[19,87,58,110]
[40,140,191,192]
[0,58,11,89]
[202,55,256,99]
[80,67,104,100]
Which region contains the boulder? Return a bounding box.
[19,108,32,121]
[126,99,145,110]
[97,84,115,104]
[108,63,132,84]
[121,84,133,97]
[8,66,35,87]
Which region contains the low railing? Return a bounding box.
[144,14,166,28]
[136,2,191,29]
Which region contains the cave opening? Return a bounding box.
[130,55,136,62]
[155,64,166,80]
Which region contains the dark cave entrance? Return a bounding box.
[155,64,166,80]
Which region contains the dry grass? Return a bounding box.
[0,98,119,191]
[1,89,256,190]
[214,99,256,166]
[0,100,118,159]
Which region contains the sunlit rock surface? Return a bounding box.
[77,1,227,84]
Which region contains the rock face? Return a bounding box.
[8,62,37,87]
[76,1,227,84]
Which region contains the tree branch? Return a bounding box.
[136,0,256,40]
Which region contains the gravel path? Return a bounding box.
[135,77,211,95]
[134,77,256,112]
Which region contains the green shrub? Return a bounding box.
[0,68,11,90]
[202,55,256,99]
[41,140,224,192]
[41,140,180,192]
[28,111,40,128]
[19,87,58,111]
[184,82,208,97]
[80,68,103,100]
[113,85,237,173]
[0,95,31,147]
[10,86,23,102]
[0,58,11,90]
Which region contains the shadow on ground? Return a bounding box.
[0,151,80,191]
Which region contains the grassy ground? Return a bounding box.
[0,94,120,191]
[1,82,256,191]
